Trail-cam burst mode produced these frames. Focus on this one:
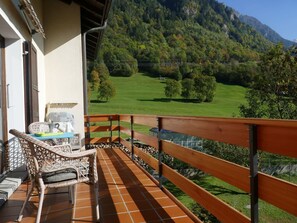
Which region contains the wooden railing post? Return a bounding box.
[85,115,91,149]
[109,116,113,149]
[131,115,134,160]
[249,124,258,223]
[117,115,121,144]
[158,117,163,188]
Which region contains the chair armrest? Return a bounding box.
[51,148,97,159]
[52,144,72,153]
[39,149,97,181]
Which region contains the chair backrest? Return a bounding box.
[28,122,50,134]
[9,129,53,179]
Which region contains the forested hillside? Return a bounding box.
[98,0,273,86]
[239,14,296,48]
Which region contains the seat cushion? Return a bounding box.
[42,168,77,184]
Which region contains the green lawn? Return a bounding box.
[89,72,246,117]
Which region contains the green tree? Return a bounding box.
[193,74,216,102]
[240,44,297,119]
[90,70,100,91]
[98,80,116,101]
[181,78,195,99]
[104,48,138,77]
[204,76,216,102]
[164,79,181,99]
[95,62,110,84]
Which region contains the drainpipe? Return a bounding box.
[82,20,108,116]
[82,21,107,148]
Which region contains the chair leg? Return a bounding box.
[93,182,99,221]
[17,181,35,222]
[73,184,77,204]
[68,185,77,205]
[68,186,72,203]
[36,185,45,223]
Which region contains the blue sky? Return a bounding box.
[217,0,297,41]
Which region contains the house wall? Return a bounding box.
[0,0,45,134]
[43,0,84,141]
[0,0,36,170]
[1,0,85,156]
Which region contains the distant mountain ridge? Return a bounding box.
[238,14,296,48]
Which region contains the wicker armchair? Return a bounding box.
[9,129,99,223]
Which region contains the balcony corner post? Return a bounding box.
[249,124,259,223]
[157,117,163,189]
[85,115,91,150]
[131,116,134,160]
[117,115,121,144]
[109,116,113,149]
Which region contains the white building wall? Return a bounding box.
[0,0,45,134]
[44,0,84,141]
[1,0,85,144]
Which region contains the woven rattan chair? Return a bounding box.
[9,129,99,223]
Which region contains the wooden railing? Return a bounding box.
[84,114,297,223]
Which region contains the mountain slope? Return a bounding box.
[100,0,273,80]
[239,14,296,48]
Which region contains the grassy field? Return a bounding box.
[89,72,247,117]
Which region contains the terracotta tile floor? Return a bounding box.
[0,148,195,223]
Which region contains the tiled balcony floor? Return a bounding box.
[0,148,195,223]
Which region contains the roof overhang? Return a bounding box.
[14,0,46,38]
[60,0,113,60]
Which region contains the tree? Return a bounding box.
[164,79,181,99]
[240,44,297,119]
[203,76,216,102]
[193,74,216,102]
[98,80,116,101]
[181,78,195,99]
[104,48,138,77]
[95,62,110,84]
[90,70,100,91]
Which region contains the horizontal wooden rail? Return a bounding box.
[120,126,131,136]
[162,164,250,223]
[85,136,119,144]
[120,114,157,127]
[162,117,250,148]
[121,138,132,152]
[258,125,297,158]
[162,140,250,192]
[118,114,130,122]
[84,125,119,132]
[258,173,297,216]
[134,131,158,149]
[84,114,119,122]
[134,146,158,170]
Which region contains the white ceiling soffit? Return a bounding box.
[0,12,20,39]
[18,0,45,38]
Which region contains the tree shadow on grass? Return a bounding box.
[90,99,108,103]
[138,98,201,103]
[195,178,247,196]
[163,181,185,198]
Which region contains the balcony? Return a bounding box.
[1,114,297,222]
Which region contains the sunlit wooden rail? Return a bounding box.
[84,114,297,223]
